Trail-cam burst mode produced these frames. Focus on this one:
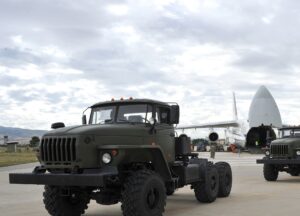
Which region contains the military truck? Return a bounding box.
[257,126,300,181]
[9,98,232,216]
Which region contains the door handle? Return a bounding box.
[170,133,175,137]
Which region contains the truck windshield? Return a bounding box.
[117,104,152,123]
[91,106,116,124]
[280,128,300,138]
[90,104,153,124]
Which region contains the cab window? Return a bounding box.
[156,107,170,124]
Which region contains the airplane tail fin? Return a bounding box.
[233,92,238,121]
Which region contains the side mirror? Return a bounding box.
[82,115,87,125]
[170,105,180,124]
[51,122,65,129]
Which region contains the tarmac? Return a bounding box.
[1,152,300,216]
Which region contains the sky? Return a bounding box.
[0,0,300,130]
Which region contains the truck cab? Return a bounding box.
[38,99,179,170]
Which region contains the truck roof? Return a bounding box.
[279,126,300,130]
[91,98,171,108]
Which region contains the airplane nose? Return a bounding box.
[248,86,282,128]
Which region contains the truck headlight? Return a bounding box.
[102,153,112,164]
[296,151,300,156]
[265,150,270,156]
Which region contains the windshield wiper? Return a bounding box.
[118,119,143,125]
[118,119,130,123]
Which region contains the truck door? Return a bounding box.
[155,106,175,162]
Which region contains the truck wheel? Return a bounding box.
[43,186,90,216]
[263,164,278,181]
[290,170,300,176]
[215,162,232,197]
[193,163,219,203]
[121,170,166,216]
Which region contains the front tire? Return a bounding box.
[263,164,278,181]
[289,170,299,176]
[215,162,232,197]
[193,163,219,203]
[43,186,90,216]
[121,170,166,216]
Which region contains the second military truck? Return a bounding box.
[257,126,300,181]
[10,98,232,216]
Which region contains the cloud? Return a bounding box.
[0,0,299,131]
[106,4,129,16]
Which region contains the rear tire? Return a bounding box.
[121,170,166,216]
[166,187,175,196]
[43,186,90,216]
[215,162,232,197]
[193,163,219,203]
[263,164,278,181]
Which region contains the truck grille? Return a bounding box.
[40,137,77,164]
[271,144,289,156]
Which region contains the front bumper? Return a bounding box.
[9,167,118,187]
[257,158,300,165]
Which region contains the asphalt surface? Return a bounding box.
[1,152,300,216]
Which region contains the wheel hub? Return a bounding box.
[225,174,230,186]
[211,176,216,190]
[146,188,159,209]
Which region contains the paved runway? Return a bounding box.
[1,152,300,216]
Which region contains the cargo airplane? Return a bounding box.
[177,86,282,149]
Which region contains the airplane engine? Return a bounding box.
[209,132,219,142]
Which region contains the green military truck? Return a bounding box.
[257,126,300,181]
[10,98,232,216]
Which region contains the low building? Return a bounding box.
[7,141,18,153]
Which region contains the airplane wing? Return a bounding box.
[176,120,240,130]
[177,93,240,130]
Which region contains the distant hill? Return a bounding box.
[0,126,47,140]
